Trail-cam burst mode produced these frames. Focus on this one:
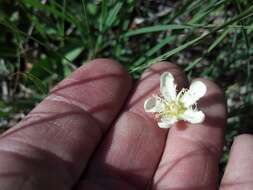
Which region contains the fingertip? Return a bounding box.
[221,134,253,189]
[233,134,253,147]
[143,62,179,73]
[141,62,188,88]
[229,134,253,161]
[128,62,188,113]
[88,58,130,75]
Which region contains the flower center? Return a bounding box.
[160,101,186,118]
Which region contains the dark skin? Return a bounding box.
[0,59,252,190]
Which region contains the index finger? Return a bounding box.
[0,59,132,189]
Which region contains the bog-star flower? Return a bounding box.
[144,72,207,128]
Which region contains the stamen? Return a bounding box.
[159,100,186,119]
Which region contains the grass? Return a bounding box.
[0,0,253,179]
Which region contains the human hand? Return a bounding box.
[0,59,252,190]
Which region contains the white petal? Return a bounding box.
[144,96,165,113]
[180,81,207,107]
[181,109,205,124]
[158,117,177,128]
[160,72,177,101]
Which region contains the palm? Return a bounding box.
[0,59,252,190]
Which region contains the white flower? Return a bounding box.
[144,72,207,128]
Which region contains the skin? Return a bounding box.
[0,58,252,190]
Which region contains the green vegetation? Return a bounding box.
[0,0,252,178]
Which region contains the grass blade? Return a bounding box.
[105,2,123,29]
[130,36,174,70]
[81,0,94,58]
[188,0,228,24]
[133,4,253,71]
[123,24,194,37]
[23,72,47,94]
[208,27,230,52]
[184,57,203,71]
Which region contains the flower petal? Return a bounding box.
[180,81,207,107]
[158,117,177,128]
[160,72,177,101]
[144,96,165,113]
[181,109,205,124]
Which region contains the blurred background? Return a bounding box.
[0,0,252,179]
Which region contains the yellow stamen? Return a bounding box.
[160,101,186,118]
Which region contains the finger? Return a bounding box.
[0,59,132,189]
[77,62,188,190]
[152,79,227,190]
[220,134,253,190]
